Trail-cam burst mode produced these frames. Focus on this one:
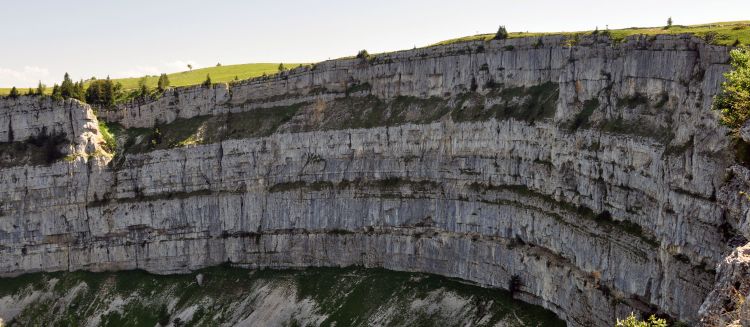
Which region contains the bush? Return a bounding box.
[494,25,509,40]
[616,313,667,327]
[714,47,750,129]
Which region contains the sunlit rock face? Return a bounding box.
[0,34,744,326]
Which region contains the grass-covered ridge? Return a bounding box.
[1,21,744,96]
[0,266,565,327]
[0,63,307,96]
[430,20,750,47]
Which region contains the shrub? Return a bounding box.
[98,121,117,152]
[494,25,509,40]
[714,47,750,129]
[616,313,667,327]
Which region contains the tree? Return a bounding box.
[494,25,509,40]
[667,17,673,28]
[60,73,75,99]
[138,77,150,99]
[157,73,170,92]
[202,74,212,88]
[278,63,286,72]
[8,87,19,99]
[714,47,750,129]
[85,77,118,107]
[36,81,46,95]
[26,88,34,96]
[51,84,62,100]
[187,64,193,71]
[356,49,370,59]
[73,80,85,101]
[615,313,667,327]
[216,62,221,67]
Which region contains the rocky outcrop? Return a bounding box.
[0,34,745,326]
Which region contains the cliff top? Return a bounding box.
[431,20,750,47]
[1,21,745,97]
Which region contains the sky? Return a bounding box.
[0,0,748,87]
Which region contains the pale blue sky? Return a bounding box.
[1,0,747,87]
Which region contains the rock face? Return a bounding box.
[0,34,746,326]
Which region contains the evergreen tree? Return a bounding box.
[26,88,34,96]
[51,84,62,100]
[202,74,212,88]
[157,73,170,92]
[9,87,19,99]
[494,25,509,40]
[74,80,85,101]
[138,77,150,99]
[60,73,75,99]
[667,17,673,28]
[356,50,370,59]
[36,81,46,95]
[278,63,286,72]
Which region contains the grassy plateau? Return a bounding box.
[0,62,306,96]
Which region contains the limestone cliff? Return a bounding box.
[0,34,746,326]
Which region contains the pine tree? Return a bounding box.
[278,63,286,72]
[60,73,75,99]
[26,88,34,96]
[74,80,85,101]
[36,81,46,96]
[494,25,509,40]
[51,84,62,101]
[9,87,19,99]
[138,77,150,100]
[202,74,212,88]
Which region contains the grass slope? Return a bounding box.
[0,62,306,95]
[431,20,750,46]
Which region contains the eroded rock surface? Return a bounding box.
[1,34,747,326]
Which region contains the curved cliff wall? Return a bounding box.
[0,34,741,326]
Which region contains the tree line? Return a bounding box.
[3,72,173,108]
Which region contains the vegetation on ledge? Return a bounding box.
[0,266,565,327]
